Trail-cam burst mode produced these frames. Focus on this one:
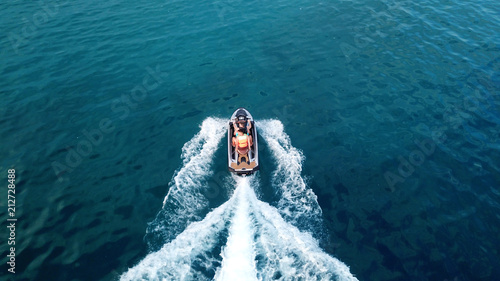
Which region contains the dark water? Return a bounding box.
[1,0,499,280]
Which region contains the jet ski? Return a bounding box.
[228,108,259,175]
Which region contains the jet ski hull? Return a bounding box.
[228,108,259,175]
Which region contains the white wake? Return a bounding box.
[214,176,258,281]
[258,119,324,234]
[145,117,227,248]
[121,117,358,281]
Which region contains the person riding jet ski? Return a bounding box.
[227,107,259,174]
[232,115,253,155]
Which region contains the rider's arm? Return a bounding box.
[233,122,238,135]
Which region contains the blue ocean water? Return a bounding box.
[1,0,499,280]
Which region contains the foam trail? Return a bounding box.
[121,196,235,281]
[145,117,227,249]
[252,192,357,281]
[247,175,356,281]
[258,119,324,233]
[215,177,258,281]
[122,175,358,281]
[123,117,358,280]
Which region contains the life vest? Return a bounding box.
[237,134,248,148]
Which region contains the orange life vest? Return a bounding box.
[237,134,248,148]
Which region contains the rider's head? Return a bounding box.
[236,115,246,127]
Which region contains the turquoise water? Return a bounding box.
[1,0,499,280]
